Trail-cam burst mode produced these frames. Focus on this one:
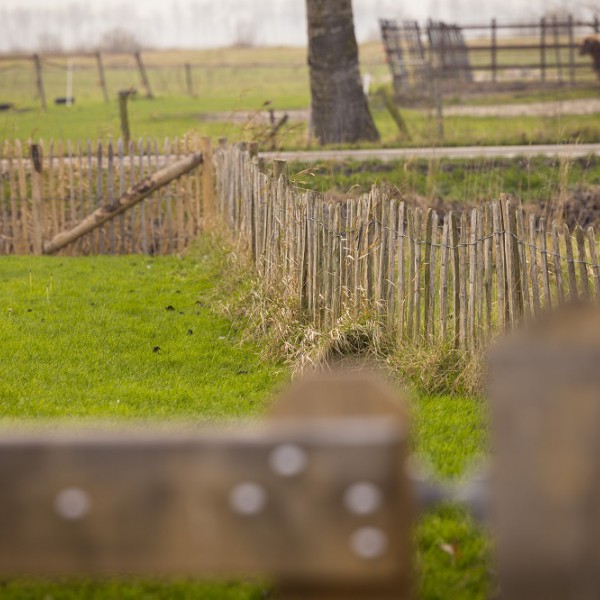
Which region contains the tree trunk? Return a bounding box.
[306,0,380,145]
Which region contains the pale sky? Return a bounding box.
[0,0,590,52]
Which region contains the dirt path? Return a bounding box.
[2,144,599,172]
[199,97,600,124]
[262,143,600,163]
[442,97,600,118]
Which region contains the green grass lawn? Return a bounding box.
[3,95,599,149]
[1,43,599,149]
[0,250,283,419]
[0,244,488,599]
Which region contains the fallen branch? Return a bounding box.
[43,152,203,255]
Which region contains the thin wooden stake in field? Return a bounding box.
[42,153,203,255]
[134,52,154,99]
[185,63,195,97]
[95,52,109,103]
[30,144,44,255]
[119,92,131,146]
[33,54,46,111]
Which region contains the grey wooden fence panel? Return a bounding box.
[212,144,600,354]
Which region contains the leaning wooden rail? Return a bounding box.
[40,148,203,255]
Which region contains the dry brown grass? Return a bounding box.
[213,228,485,396]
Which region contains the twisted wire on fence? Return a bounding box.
[215,143,600,353]
[294,215,598,268]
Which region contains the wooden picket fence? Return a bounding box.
[215,143,600,352]
[0,137,210,256]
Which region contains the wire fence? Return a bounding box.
[381,14,600,99]
[215,142,600,352]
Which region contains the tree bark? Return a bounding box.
[306,0,379,145]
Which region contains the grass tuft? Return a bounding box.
[216,232,485,397]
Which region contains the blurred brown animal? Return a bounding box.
[580,36,600,80]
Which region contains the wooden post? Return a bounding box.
[273,159,287,180]
[439,214,449,342]
[95,52,109,103]
[491,304,600,600]
[538,217,552,311]
[397,202,406,341]
[201,138,214,228]
[270,373,412,600]
[540,17,546,83]
[184,63,194,97]
[458,212,467,350]
[552,15,563,84]
[42,152,203,255]
[450,211,460,347]
[551,221,565,305]
[118,91,131,147]
[30,144,44,255]
[134,51,154,99]
[33,54,46,111]
[413,208,423,342]
[0,145,6,255]
[432,72,444,142]
[575,226,590,300]
[567,14,575,86]
[564,224,579,302]
[491,18,497,84]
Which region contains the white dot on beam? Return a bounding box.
[350,527,388,560]
[54,487,90,520]
[229,482,267,515]
[344,482,382,515]
[269,444,308,477]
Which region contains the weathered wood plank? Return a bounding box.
[43,153,203,255]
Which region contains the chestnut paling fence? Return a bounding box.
[215,143,600,352]
[0,137,211,256]
[2,138,600,351]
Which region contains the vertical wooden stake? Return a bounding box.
[575,226,590,300]
[33,54,47,111]
[450,211,460,347]
[134,51,154,99]
[587,226,600,302]
[552,15,563,84]
[538,217,552,311]
[551,221,565,305]
[397,202,406,341]
[491,18,497,84]
[439,214,449,342]
[185,63,195,97]
[30,144,44,255]
[540,18,547,83]
[95,52,109,103]
[563,223,578,302]
[119,92,131,147]
[567,15,575,86]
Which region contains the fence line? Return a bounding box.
[381,14,600,98]
[0,137,211,256]
[215,143,600,352]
